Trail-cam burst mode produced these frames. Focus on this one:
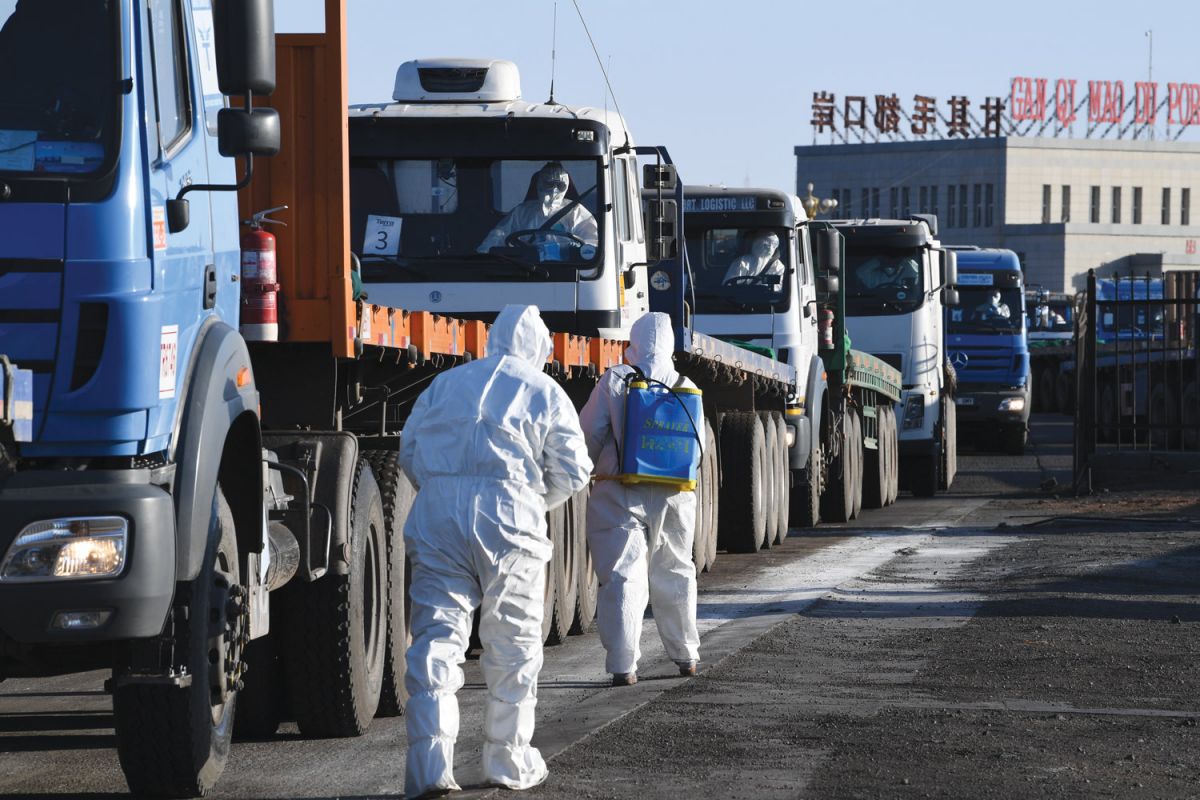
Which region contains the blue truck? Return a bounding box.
[944,247,1031,454]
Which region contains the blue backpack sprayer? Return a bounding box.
[617,368,704,491]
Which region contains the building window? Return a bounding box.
[959,184,967,228]
[841,188,851,217]
[871,187,880,218]
[947,185,957,227]
[1090,186,1100,223]
[1184,188,1191,226]
[901,187,910,217]
[889,187,898,218]
[1061,185,1070,223]
[1041,184,1051,224]
[973,183,982,227]
[1162,188,1171,225]
[986,184,995,227]
[861,188,870,219]
[1111,187,1121,224]
[931,185,939,221]
[919,186,928,213]
[1133,187,1143,224]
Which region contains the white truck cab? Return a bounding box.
[348,58,652,338]
[833,215,959,495]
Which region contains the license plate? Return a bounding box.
[955,396,975,406]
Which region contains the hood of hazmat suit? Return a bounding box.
[578,311,701,676]
[399,304,591,797]
[723,232,785,284]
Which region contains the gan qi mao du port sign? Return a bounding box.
[809,76,1200,143]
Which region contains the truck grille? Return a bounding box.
[0,259,64,438]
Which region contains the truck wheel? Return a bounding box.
[233,635,285,740]
[756,411,779,549]
[570,486,598,634]
[768,414,790,544]
[280,459,387,737]
[718,412,767,553]
[862,408,887,510]
[886,407,900,505]
[1038,366,1057,413]
[703,418,719,570]
[1056,370,1073,414]
[692,427,709,573]
[1003,425,1027,455]
[849,408,864,519]
[543,502,573,644]
[364,450,415,718]
[939,399,957,491]
[820,409,855,523]
[114,488,241,797]
[790,414,822,529]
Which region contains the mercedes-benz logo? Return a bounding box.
[950,351,969,369]
[429,291,442,303]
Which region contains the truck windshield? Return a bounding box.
[1028,301,1073,332]
[684,226,792,314]
[948,287,1023,333]
[0,0,117,177]
[351,157,604,282]
[844,245,925,315]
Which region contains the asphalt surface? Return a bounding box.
[5,413,1196,799]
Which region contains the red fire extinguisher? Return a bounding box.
[819,308,835,350]
[240,205,287,342]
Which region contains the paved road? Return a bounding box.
[0,415,1074,798]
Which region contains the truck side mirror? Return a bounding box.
[213,0,276,95]
[941,249,958,287]
[218,107,281,157]
[942,287,960,307]
[645,198,677,262]
[813,228,842,274]
[643,163,677,192]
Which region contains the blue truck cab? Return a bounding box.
[944,247,1031,454]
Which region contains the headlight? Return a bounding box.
[902,395,925,430]
[998,397,1026,413]
[1,517,128,581]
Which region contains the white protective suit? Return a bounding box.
[477,162,599,257]
[579,312,702,677]
[723,232,784,285]
[973,291,1011,321]
[399,304,592,797]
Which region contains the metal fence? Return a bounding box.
[1073,269,1200,492]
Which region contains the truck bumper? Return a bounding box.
[0,473,175,643]
[954,385,1031,432]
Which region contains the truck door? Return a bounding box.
[613,155,649,331]
[794,226,819,371]
[144,0,219,427]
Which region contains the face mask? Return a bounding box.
[538,176,568,212]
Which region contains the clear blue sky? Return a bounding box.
[276,0,1196,196]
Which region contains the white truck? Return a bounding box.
[832,216,959,496]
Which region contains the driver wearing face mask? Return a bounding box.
[723,232,784,286]
[973,290,1011,321]
[478,161,600,257]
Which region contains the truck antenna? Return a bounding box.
[571,0,632,150]
[548,0,558,105]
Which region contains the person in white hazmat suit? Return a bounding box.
[399,304,592,798]
[477,161,599,258]
[579,312,702,686]
[723,231,784,286]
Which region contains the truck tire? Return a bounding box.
[849,408,864,520]
[756,411,779,549]
[570,486,598,635]
[703,417,719,570]
[790,415,822,529]
[939,399,957,491]
[692,427,709,573]
[768,414,790,544]
[910,452,939,497]
[114,488,241,798]
[862,408,887,510]
[280,459,387,737]
[718,413,768,553]
[544,502,573,644]
[364,450,414,718]
[820,409,855,523]
[885,407,900,506]
[233,636,285,740]
[1055,370,1073,414]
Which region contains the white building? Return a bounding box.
[795,137,1200,290]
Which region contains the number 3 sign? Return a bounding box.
[364,214,402,256]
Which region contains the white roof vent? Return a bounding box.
[392,58,522,103]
